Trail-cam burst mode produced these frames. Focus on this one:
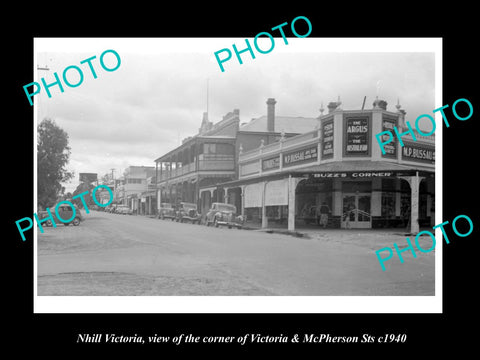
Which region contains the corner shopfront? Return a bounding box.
[223,164,434,231]
[219,104,435,233]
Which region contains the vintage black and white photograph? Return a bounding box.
[33,37,441,313]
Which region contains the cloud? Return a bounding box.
[36,39,437,192]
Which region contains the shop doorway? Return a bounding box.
[341,193,371,229]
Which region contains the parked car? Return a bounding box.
[115,205,133,215]
[158,202,176,220]
[175,202,201,224]
[38,204,84,226]
[205,202,244,229]
[105,204,117,213]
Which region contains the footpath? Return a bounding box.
[243,222,436,251]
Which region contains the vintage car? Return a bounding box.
[158,202,176,220]
[205,202,244,229]
[105,204,117,213]
[38,203,84,226]
[115,205,133,215]
[175,202,201,224]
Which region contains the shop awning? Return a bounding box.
[140,190,157,198]
[219,160,435,188]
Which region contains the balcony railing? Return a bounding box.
[240,130,319,163]
[198,159,234,171]
[157,159,234,182]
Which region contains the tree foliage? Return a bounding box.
[37,118,74,209]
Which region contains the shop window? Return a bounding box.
[400,192,411,224]
[381,192,395,218]
[245,207,261,222]
[202,143,234,159]
[266,205,288,221]
[217,143,234,155]
[204,143,216,154]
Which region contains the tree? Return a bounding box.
[37,118,74,209]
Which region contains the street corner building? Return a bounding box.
[154,97,435,234]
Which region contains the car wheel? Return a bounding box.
[72,217,80,226]
[214,218,219,228]
[161,214,164,220]
[46,220,52,227]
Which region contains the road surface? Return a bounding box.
[37,210,435,296]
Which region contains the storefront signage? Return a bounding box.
[345,117,369,156]
[240,161,260,177]
[322,120,334,159]
[283,146,318,167]
[381,117,397,158]
[311,171,395,178]
[401,142,435,164]
[262,156,280,171]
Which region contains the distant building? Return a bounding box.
[116,166,156,213]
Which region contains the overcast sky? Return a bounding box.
[34,38,439,193]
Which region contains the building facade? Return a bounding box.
[220,98,435,234]
[152,96,434,234]
[115,166,156,213]
[155,111,239,215]
[154,99,318,216]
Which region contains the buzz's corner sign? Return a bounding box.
[310,171,395,179]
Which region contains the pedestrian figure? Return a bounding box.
[318,202,330,228]
[344,202,355,229]
[403,203,411,229]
